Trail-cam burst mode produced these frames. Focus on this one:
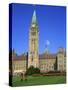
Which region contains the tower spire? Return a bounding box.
[45,40,50,54]
[32,10,36,24]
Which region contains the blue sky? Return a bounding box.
[11,3,66,55]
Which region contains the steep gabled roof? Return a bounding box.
[39,53,56,59]
[12,50,27,61]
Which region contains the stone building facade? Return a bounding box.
[57,48,66,72]
[39,48,66,73]
[12,51,27,75]
[11,48,66,75]
[39,53,56,73]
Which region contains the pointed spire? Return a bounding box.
[32,10,36,24]
[45,40,50,54]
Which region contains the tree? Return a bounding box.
[26,66,40,75]
[26,66,35,75]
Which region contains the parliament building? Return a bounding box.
[11,10,66,75]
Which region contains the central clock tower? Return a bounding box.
[28,10,39,68]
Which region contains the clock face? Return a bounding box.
[32,24,35,27]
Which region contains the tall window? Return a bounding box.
[31,56,33,62]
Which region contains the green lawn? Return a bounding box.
[12,75,66,86]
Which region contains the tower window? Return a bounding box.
[31,56,33,62]
[31,32,36,36]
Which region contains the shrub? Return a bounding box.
[34,67,40,74]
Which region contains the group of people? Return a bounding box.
[20,73,27,81]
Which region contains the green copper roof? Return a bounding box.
[32,10,36,24]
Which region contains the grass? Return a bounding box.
[12,75,66,86]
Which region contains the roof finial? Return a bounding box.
[45,40,50,54]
